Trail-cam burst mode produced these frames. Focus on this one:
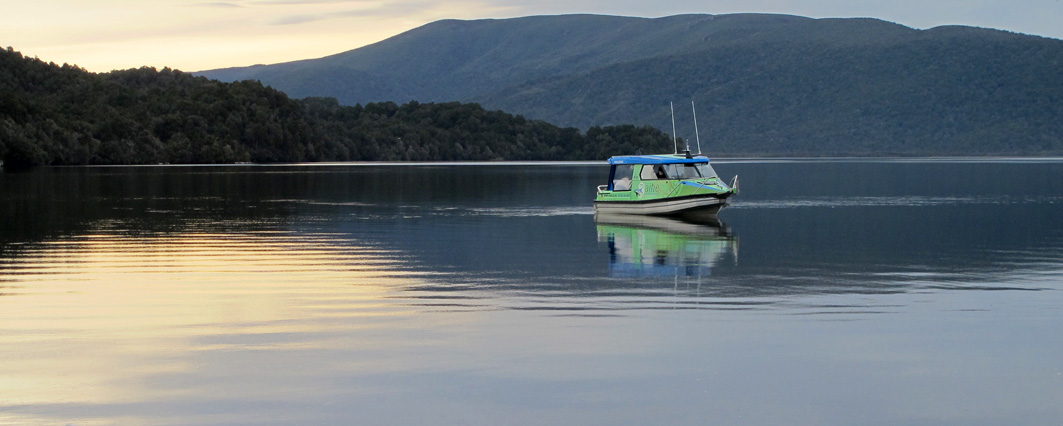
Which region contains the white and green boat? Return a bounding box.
[593,151,738,218]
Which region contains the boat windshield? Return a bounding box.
[641,163,718,180]
[611,164,635,191]
[695,163,719,179]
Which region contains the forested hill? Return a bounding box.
[199,14,1063,156]
[0,47,673,168]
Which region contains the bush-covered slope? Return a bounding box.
[199,14,1063,156]
[483,24,1063,155]
[199,14,823,105]
[0,47,674,167]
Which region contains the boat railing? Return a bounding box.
[597,184,609,193]
[730,175,740,194]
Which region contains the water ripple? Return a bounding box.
[731,195,1063,209]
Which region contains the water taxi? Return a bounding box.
[593,151,738,218]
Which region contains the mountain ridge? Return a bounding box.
[199,14,837,103]
[190,14,1063,155]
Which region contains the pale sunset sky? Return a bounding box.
[3,0,1062,73]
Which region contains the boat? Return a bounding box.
[593,151,738,218]
[593,102,739,218]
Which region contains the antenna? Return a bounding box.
[692,101,702,154]
[670,102,678,154]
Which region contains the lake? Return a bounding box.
[1,160,1062,425]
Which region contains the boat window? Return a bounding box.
[679,164,703,179]
[663,164,687,179]
[641,164,698,180]
[633,162,717,181]
[612,164,635,191]
[641,164,667,180]
[695,163,719,179]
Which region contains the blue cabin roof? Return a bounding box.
[607,154,711,165]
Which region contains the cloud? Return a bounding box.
[267,1,438,25]
[254,0,357,4]
[270,14,328,25]
[195,2,244,7]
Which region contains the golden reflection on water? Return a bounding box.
[0,227,427,411]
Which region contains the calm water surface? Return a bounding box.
[1,160,1062,425]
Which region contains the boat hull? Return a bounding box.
[593,193,730,218]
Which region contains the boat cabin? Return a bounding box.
[594,153,736,218]
[603,154,719,192]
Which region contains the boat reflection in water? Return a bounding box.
[595,213,737,279]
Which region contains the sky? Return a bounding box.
[3,0,1063,73]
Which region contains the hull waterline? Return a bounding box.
[594,193,730,218]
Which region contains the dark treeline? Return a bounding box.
[0,47,672,168]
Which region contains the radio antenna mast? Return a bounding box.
[692,101,702,155]
[670,102,678,154]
